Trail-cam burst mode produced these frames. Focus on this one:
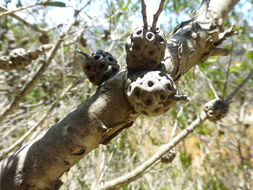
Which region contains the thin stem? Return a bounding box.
[222,42,233,99]
[97,112,207,190]
[225,70,253,102]
[196,66,219,99]
[151,0,166,31]
[0,5,48,33]
[0,0,50,18]
[141,0,148,29]
[0,24,73,124]
[0,77,83,161]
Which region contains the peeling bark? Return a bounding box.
[0,0,240,189]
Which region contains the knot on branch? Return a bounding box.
[0,47,44,71]
[204,99,229,122]
[39,33,50,44]
[77,49,119,86]
[126,71,188,116]
[160,148,176,163]
[125,27,166,70]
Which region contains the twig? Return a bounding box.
[0,5,49,33]
[141,0,148,29]
[96,112,207,190]
[0,77,83,161]
[196,66,219,99]
[222,42,233,99]
[151,0,166,31]
[225,70,253,102]
[0,0,50,18]
[0,24,73,124]
[170,105,185,139]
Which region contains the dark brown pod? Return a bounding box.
[204,99,229,122]
[126,71,188,116]
[77,49,119,85]
[125,27,167,70]
[9,48,30,69]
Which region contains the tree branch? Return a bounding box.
[0,24,73,123]
[141,0,148,29]
[0,5,49,33]
[151,0,166,31]
[0,0,241,189]
[96,112,207,190]
[0,0,50,18]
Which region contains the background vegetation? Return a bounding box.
[0,0,252,189]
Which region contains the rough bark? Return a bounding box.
[0,0,240,189]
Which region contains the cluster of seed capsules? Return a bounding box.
[79,26,188,116]
[0,48,44,71]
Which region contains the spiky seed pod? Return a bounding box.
[125,27,167,70]
[39,33,50,44]
[126,71,188,116]
[78,49,119,86]
[204,99,229,121]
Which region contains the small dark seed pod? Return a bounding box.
[125,27,167,70]
[77,49,119,86]
[0,56,12,70]
[161,148,176,163]
[39,33,50,44]
[9,48,30,69]
[204,99,229,122]
[126,71,188,116]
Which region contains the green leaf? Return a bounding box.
[44,1,66,7]
[246,51,253,60]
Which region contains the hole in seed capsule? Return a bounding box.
[147,33,153,40]
[154,108,160,113]
[159,72,166,77]
[133,44,140,51]
[158,36,165,43]
[90,76,95,82]
[112,66,118,72]
[149,50,154,55]
[128,85,132,92]
[108,57,113,62]
[145,99,152,106]
[148,81,154,87]
[94,55,100,60]
[167,83,172,91]
[160,94,166,101]
[136,30,142,35]
[134,88,141,97]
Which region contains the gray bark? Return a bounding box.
[0,0,240,189]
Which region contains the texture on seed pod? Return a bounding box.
[0,56,12,70]
[125,27,167,70]
[9,48,30,69]
[77,49,119,85]
[126,71,188,116]
[0,47,44,71]
[204,99,229,121]
[161,148,176,163]
[39,33,50,44]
